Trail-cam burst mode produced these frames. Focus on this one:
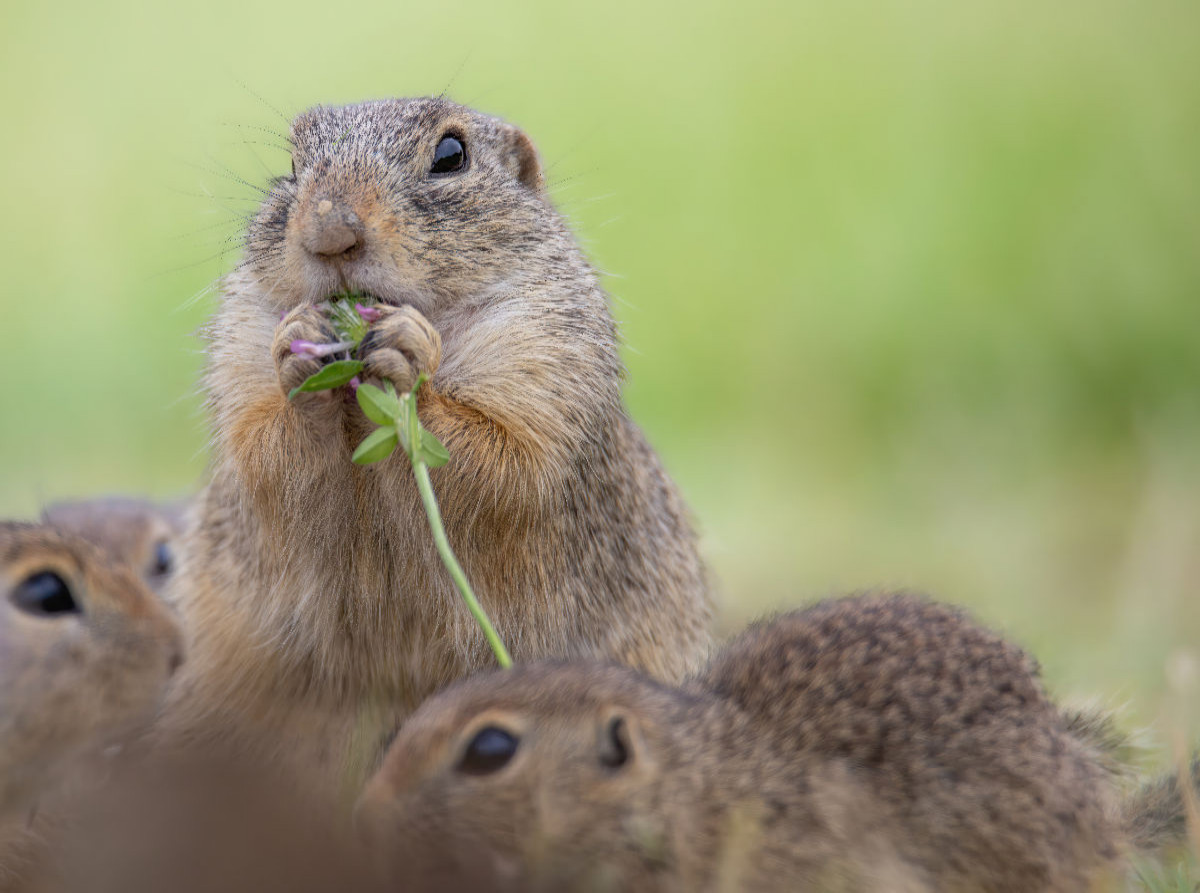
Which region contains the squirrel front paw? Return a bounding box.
[360,305,443,395]
[272,305,340,399]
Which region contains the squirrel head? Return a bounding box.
[42,497,187,594]
[355,662,702,886]
[244,97,551,314]
[0,522,184,816]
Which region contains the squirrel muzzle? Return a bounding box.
[299,196,364,258]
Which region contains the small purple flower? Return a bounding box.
[291,339,358,358]
[349,376,362,392]
[356,303,382,323]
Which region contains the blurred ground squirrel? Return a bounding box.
[358,594,1133,892]
[0,522,183,881]
[42,497,186,593]
[162,97,713,780]
[29,750,387,893]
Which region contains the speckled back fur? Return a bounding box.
[698,594,1122,890]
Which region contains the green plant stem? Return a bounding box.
[411,459,513,668]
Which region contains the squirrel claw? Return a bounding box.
[273,306,340,398]
[359,305,442,395]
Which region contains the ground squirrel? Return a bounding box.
[31,750,387,893]
[0,522,183,881]
[357,593,1127,892]
[163,97,712,782]
[42,497,186,593]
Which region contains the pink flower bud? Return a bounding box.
[349,377,362,392]
[356,303,382,322]
[290,339,319,356]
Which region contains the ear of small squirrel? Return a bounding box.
[597,712,637,770]
[500,124,544,193]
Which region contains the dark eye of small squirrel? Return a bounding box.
[151,541,173,577]
[11,571,79,616]
[457,725,518,775]
[430,135,466,175]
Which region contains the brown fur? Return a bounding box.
[162,97,712,786]
[42,497,186,593]
[358,594,1125,892]
[0,522,183,883]
[32,750,387,893]
[1120,756,1200,857]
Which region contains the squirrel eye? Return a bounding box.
[151,541,173,577]
[457,725,518,776]
[11,571,79,616]
[430,135,466,175]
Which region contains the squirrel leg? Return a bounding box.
[272,305,343,409]
[359,305,443,395]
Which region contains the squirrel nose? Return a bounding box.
[301,198,363,257]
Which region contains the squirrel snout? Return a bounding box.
[299,198,363,258]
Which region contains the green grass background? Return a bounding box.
[1,0,1198,748]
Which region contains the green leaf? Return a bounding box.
[288,359,364,398]
[356,383,402,426]
[351,425,399,465]
[416,427,450,468]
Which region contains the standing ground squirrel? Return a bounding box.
[42,497,186,593]
[162,97,712,780]
[0,522,183,880]
[357,594,1128,892]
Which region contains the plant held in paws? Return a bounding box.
[288,293,513,669]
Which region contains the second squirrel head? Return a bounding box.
[354,663,704,888]
[245,97,551,314]
[0,522,185,816]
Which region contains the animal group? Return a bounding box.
[0,96,1194,892]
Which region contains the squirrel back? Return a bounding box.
[696,594,1123,890]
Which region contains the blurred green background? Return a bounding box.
[1,0,1197,738]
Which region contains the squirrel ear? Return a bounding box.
[597,711,641,770]
[500,124,544,193]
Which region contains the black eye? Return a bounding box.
[151,541,173,577]
[430,135,466,175]
[458,725,518,776]
[11,571,79,616]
